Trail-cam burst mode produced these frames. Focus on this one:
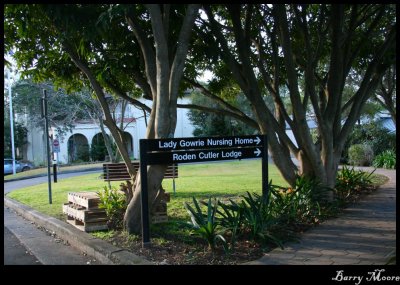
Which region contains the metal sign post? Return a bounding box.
[42,90,52,204]
[262,134,269,203]
[53,139,60,183]
[139,134,268,247]
[139,140,151,247]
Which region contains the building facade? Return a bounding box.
[25,98,195,165]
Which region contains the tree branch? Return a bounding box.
[104,79,152,113]
[273,4,306,120]
[177,103,259,131]
[169,4,200,119]
[344,5,386,75]
[125,9,157,96]
[184,77,250,120]
[337,25,396,149]
[203,5,248,91]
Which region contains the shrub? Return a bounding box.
[90,142,107,161]
[239,192,292,248]
[97,186,127,230]
[76,146,90,162]
[348,144,374,166]
[216,199,243,250]
[371,130,396,156]
[373,150,396,169]
[269,176,332,228]
[184,197,227,252]
[342,122,396,163]
[239,192,269,240]
[335,166,375,204]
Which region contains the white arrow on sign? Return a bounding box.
[254,148,261,156]
[254,136,261,145]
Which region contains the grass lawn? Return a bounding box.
[6,160,287,221]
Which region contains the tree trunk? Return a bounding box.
[123,4,200,234]
[124,164,167,233]
[98,116,115,162]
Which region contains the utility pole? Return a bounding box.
[42,89,52,204]
[7,68,16,175]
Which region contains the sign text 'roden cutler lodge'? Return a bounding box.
[145,135,264,164]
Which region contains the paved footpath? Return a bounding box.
[4,206,101,265]
[247,168,396,265]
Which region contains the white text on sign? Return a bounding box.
[158,136,261,150]
[172,150,244,161]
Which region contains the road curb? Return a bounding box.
[4,196,152,265]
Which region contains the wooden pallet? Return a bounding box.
[67,191,100,209]
[66,215,108,232]
[63,192,108,232]
[63,191,169,231]
[62,203,108,222]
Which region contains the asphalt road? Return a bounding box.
[4,170,102,265]
[4,170,101,194]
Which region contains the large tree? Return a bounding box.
[122,4,200,233]
[5,4,138,176]
[5,4,200,234]
[184,4,395,191]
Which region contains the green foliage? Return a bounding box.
[335,166,374,204]
[239,192,269,240]
[371,129,397,156]
[188,91,256,137]
[11,79,91,137]
[91,230,116,240]
[97,186,127,230]
[373,150,396,169]
[90,135,108,161]
[184,197,227,252]
[3,119,28,160]
[269,176,332,227]
[90,143,107,161]
[348,144,374,166]
[342,121,396,163]
[76,146,90,162]
[216,199,243,250]
[238,192,294,249]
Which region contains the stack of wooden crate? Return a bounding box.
[62,192,108,232]
[63,191,171,231]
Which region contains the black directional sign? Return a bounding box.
[139,134,268,248]
[145,147,263,165]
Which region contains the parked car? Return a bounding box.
[4,159,34,175]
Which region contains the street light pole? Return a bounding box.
[8,68,16,175]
